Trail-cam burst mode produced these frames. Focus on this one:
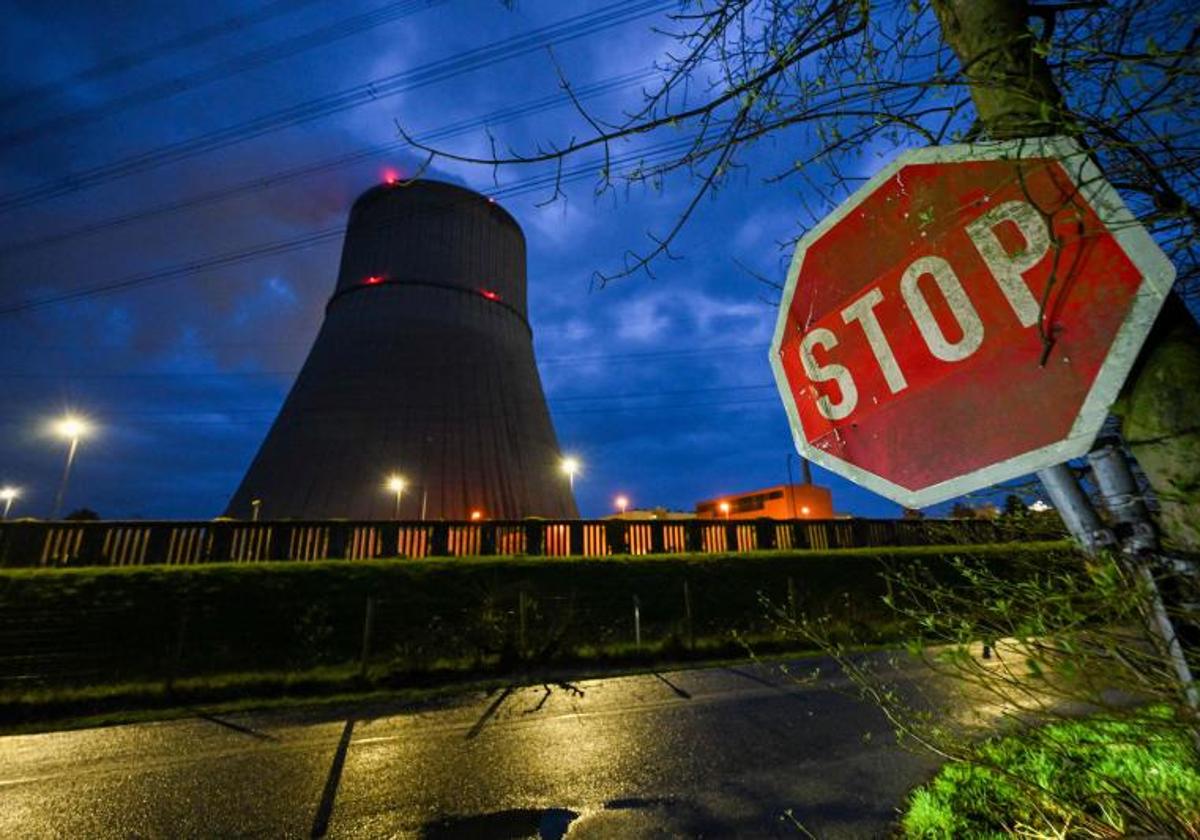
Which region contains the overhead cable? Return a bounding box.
[0,0,674,213]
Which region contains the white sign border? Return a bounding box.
[768,136,1176,509]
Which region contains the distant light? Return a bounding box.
[800,505,811,515]
[1029,500,1052,513]
[53,415,90,440]
[470,510,483,521]
[365,275,385,285]
[0,485,17,520]
[718,501,730,513]
[560,456,580,477]
[487,197,496,204]
[479,289,500,301]
[386,475,406,493]
[382,168,401,185]
[615,494,629,513]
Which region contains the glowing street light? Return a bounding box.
[615,494,629,515]
[1,486,19,520]
[51,414,91,519]
[718,501,731,520]
[560,456,580,492]
[385,474,407,520]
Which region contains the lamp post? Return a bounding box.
[615,494,629,515]
[786,453,798,518]
[386,475,406,520]
[51,415,90,519]
[0,486,18,520]
[560,456,580,493]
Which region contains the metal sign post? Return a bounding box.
[1034,463,1116,555]
[1086,442,1197,710]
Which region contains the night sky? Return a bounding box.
[0,0,1004,520]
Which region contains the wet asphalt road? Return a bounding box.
[0,661,946,838]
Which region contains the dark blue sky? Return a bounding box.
[0,0,1018,519]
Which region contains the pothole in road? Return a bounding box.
[420,807,579,839]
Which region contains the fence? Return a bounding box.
[0,516,1062,568]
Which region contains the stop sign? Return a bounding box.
[770,137,1174,508]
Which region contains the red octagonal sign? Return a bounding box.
[770,138,1174,508]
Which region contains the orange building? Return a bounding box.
[695,483,836,520]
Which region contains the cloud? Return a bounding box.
[519,196,597,250]
[613,293,671,342]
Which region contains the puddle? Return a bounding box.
[604,796,670,811]
[421,807,579,839]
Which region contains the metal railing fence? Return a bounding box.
[0,516,1062,569]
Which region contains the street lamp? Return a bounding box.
[560,456,580,492]
[615,494,629,515]
[718,501,731,520]
[385,474,406,520]
[0,486,18,520]
[51,414,91,519]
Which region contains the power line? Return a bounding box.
[0,396,783,427]
[0,69,655,257]
[0,384,775,402]
[0,0,330,115]
[0,0,674,213]
[0,354,776,390]
[0,340,767,362]
[0,0,446,148]
[0,135,704,315]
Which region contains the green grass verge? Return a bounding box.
[901,708,1200,838]
[0,636,867,734]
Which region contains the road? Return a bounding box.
[0,661,950,838]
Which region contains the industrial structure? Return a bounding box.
[694,455,836,520]
[227,179,577,520]
[696,481,836,520]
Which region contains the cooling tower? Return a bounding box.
[227,179,578,520]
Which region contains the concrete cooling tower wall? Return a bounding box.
[226,179,578,520]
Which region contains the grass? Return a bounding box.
[901,708,1200,838]
[0,636,873,735]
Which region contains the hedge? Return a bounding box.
[0,543,1073,693]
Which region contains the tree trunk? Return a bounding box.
[1111,297,1200,550]
[931,0,1200,550]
